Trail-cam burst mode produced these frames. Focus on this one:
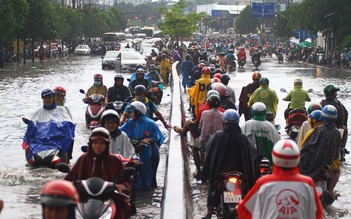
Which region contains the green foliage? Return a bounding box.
[157,0,205,40]
[0,0,16,41]
[235,6,260,34]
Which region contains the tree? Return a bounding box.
[0,0,15,44]
[83,6,109,37]
[157,0,205,43]
[235,6,260,34]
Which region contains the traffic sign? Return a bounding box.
[295,29,317,39]
[252,3,275,18]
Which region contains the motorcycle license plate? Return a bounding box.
[223,191,242,203]
[315,180,327,191]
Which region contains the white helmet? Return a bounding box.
[272,139,300,168]
[251,102,266,115]
[130,101,147,116]
[100,109,120,124]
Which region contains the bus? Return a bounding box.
[141,27,155,38]
[102,32,126,42]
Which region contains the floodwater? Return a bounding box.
[0,56,171,218]
[0,54,351,219]
[189,56,351,219]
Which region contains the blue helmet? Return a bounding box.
[321,105,338,123]
[309,110,322,122]
[41,89,55,99]
[222,109,240,124]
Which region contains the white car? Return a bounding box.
[115,51,147,73]
[74,45,91,55]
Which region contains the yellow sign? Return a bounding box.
[12,41,24,54]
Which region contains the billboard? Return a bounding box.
[252,3,275,18]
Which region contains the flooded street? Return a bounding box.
[0,56,171,218]
[0,54,350,218]
[189,56,351,219]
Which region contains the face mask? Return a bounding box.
[94,81,102,86]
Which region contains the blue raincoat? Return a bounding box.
[22,106,75,161]
[120,114,164,190]
[180,60,195,88]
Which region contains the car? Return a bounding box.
[115,51,147,73]
[74,44,91,55]
[101,51,120,70]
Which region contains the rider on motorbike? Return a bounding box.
[100,110,135,158]
[86,74,107,97]
[299,105,342,204]
[248,77,279,120]
[147,64,163,104]
[241,102,281,163]
[105,74,132,103]
[237,47,247,61]
[296,103,323,146]
[22,89,75,165]
[202,109,259,219]
[283,78,311,119]
[251,48,261,66]
[225,49,236,71]
[120,101,165,190]
[119,85,171,129]
[299,110,323,147]
[238,139,323,219]
[128,68,152,94]
[239,72,261,121]
[220,74,235,103]
[41,180,79,219]
[216,52,228,70]
[320,84,349,160]
[213,82,236,110]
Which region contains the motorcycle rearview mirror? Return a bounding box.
[79,89,86,94]
[307,88,313,93]
[81,145,88,153]
[152,117,160,122]
[122,167,135,177]
[56,163,70,173]
[127,78,131,82]
[280,88,287,93]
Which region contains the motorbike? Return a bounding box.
[285,108,308,140]
[253,57,260,70]
[238,58,246,68]
[313,166,332,206]
[278,53,284,63]
[80,89,105,129]
[259,157,272,176]
[26,147,66,169]
[281,88,312,139]
[215,171,244,219]
[105,100,129,116]
[228,60,236,72]
[56,163,135,219]
[317,52,325,65]
[151,81,164,105]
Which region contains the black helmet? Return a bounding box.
[134,85,147,95]
[220,74,230,85]
[207,95,220,108]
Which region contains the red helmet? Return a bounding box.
[214,83,227,97]
[202,67,211,74]
[252,72,262,81]
[53,86,66,96]
[41,180,79,206]
[94,74,103,81]
[214,73,222,79]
